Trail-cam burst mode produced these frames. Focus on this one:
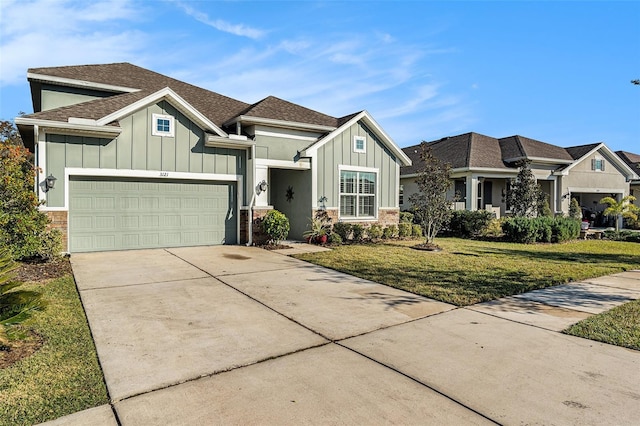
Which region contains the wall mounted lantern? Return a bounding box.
[258,180,268,193]
[45,174,57,192]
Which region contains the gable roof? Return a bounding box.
[565,143,601,160]
[301,110,411,166]
[616,150,640,169]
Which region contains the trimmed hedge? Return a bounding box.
[447,210,493,238]
[502,216,580,244]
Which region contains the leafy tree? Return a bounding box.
[538,195,553,217]
[0,248,47,347]
[569,198,582,220]
[408,143,453,245]
[0,136,61,260]
[505,160,543,218]
[599,195,639,232]
[0,118,24,146]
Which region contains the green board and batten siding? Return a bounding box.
[44,101,245,252]
[315,121,399,208]
[69,177,236,252]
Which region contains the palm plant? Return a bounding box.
[599,195,639,232]
[0,248,47,346]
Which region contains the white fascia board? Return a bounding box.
[561,143,638,179]
[205,135,255,149]
[225,115,336,133]
[14,117,122,138]
[255,158,311,170]
[97,87,228,137]
[27,72,140,93]
[303,111,412,166]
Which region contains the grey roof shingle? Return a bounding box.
[237,96,339,127]
[565,143,601,160]
[401,132,601,177]
[616,150,640,173]
[25,63,353,130]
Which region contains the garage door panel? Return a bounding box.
[70,177,236,252]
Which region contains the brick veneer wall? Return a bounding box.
[45,210,68,252]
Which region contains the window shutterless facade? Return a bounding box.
[339,169,376,218]
[152,113,175,137]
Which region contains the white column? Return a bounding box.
[465,175,475,211]
[255,165,269,207]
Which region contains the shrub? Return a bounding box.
[569,198,582,220]
[260,210,290,245]
[552,217,580,243]
[535,217,554,243]
[332,222,352,241]
[0,142,62,260]
[351,224,366,242]
[368,224,383,240]
[481,219,504,239]
[328,232,343,245]
[412,224,423,238]
[398,222,412,238]
[447,210,493,238]
[502,217,538,244]
[399,211,414,223]
[383,225,398,239]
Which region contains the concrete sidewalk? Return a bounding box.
[44,248,639,425]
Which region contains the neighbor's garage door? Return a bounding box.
[69,177,236,252]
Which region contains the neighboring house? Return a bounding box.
[16,63,410,253]
[616,151,640,204]
[400,132,638,223]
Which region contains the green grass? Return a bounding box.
[564,299,640,350]
[294,238,640,306]
[0,275,108,426]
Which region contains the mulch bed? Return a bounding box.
[0,331,44,369]
[13,256,73,283]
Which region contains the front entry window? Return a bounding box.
[340,170,376,218]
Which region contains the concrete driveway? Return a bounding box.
[60,246,639,425]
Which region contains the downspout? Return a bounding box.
[246,143,257,246]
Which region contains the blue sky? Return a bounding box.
[1,0,638,152]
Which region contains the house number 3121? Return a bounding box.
[160,172,169,177]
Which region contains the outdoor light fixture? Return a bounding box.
[258,180,268,193]
[45,174,57,192]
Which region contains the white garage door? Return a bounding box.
[69,177,237,252]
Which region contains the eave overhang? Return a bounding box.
[205,135,256,149]
[14,117,122,139]
[27,72,140,94]
[224,115,336,133]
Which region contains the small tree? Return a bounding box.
[0,136,61,260]
[569,197,582,220]
[408,143,453,246]
[599,195,639,232]
[505,160,543,218]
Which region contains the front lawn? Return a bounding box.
[294,238,640,306]
[564,299,640,350]
[0,274,108,426]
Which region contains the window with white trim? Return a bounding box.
[152,114,175,137]
[340,170,376,218]
[353,135,366,153]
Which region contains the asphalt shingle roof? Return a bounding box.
[401,132,602,176]
[25,63,349,130]
[616,150,640,173]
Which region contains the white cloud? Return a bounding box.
[0,0,146,86]
[175,2,266,39]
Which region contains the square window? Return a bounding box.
[152,114,174,137]
[353,136,366,153]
